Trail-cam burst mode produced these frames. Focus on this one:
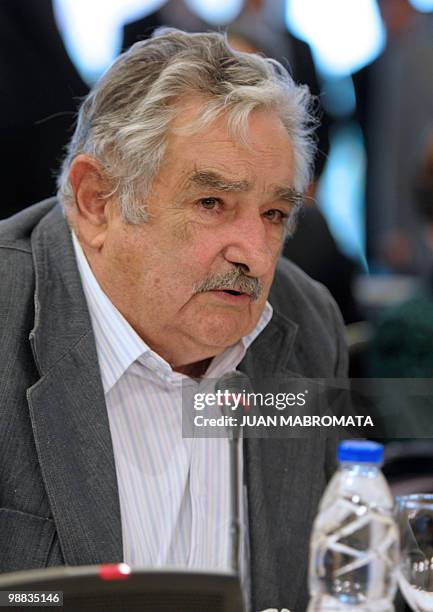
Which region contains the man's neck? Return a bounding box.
[173,358,213,379]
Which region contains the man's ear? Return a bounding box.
[68,154,115,249]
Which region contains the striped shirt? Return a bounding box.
[72,232,273,609]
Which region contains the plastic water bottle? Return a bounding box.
[308,440,399,611]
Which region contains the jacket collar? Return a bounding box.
[29,203,91,375]
[27,203,123,565]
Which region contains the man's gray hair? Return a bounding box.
[57,28,317,223]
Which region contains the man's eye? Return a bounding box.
[263,209,289,224]
[198,197,222,210]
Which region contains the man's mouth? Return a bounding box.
[208,289,251,304]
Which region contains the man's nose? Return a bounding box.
[222,212,275,278]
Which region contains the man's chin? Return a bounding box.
[191,317,256,351]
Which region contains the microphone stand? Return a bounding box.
[215,371,251,577]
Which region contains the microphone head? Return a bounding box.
[215,371,252,393]
[215,371,253,437]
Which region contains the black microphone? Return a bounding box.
[215,371,253,576]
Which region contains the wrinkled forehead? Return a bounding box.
[162,97,295,186]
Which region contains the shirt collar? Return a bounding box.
[72,232,273,392]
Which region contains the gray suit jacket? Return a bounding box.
[0,199,348,611]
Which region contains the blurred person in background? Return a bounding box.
[353,0,433,275]
[370,127,433,378]
[0,0,88,219]
[122,0,210,49]
[364,130,433,446]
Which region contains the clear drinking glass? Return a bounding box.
[395,494,433,611]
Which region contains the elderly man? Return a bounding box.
[0,29,347,611]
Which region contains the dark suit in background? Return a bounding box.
[0,0,88,219]
[353,11,433,273]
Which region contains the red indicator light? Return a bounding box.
[99,563,131,581]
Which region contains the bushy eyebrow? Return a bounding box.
[272,186,304,207]
[187,170,250,192]
[186,169,303,206]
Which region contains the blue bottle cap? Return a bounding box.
[338,440,384,464]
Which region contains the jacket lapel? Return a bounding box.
[26,203,123,565]
[240,312,313,610]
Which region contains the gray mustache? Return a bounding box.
[194,267,263,302]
